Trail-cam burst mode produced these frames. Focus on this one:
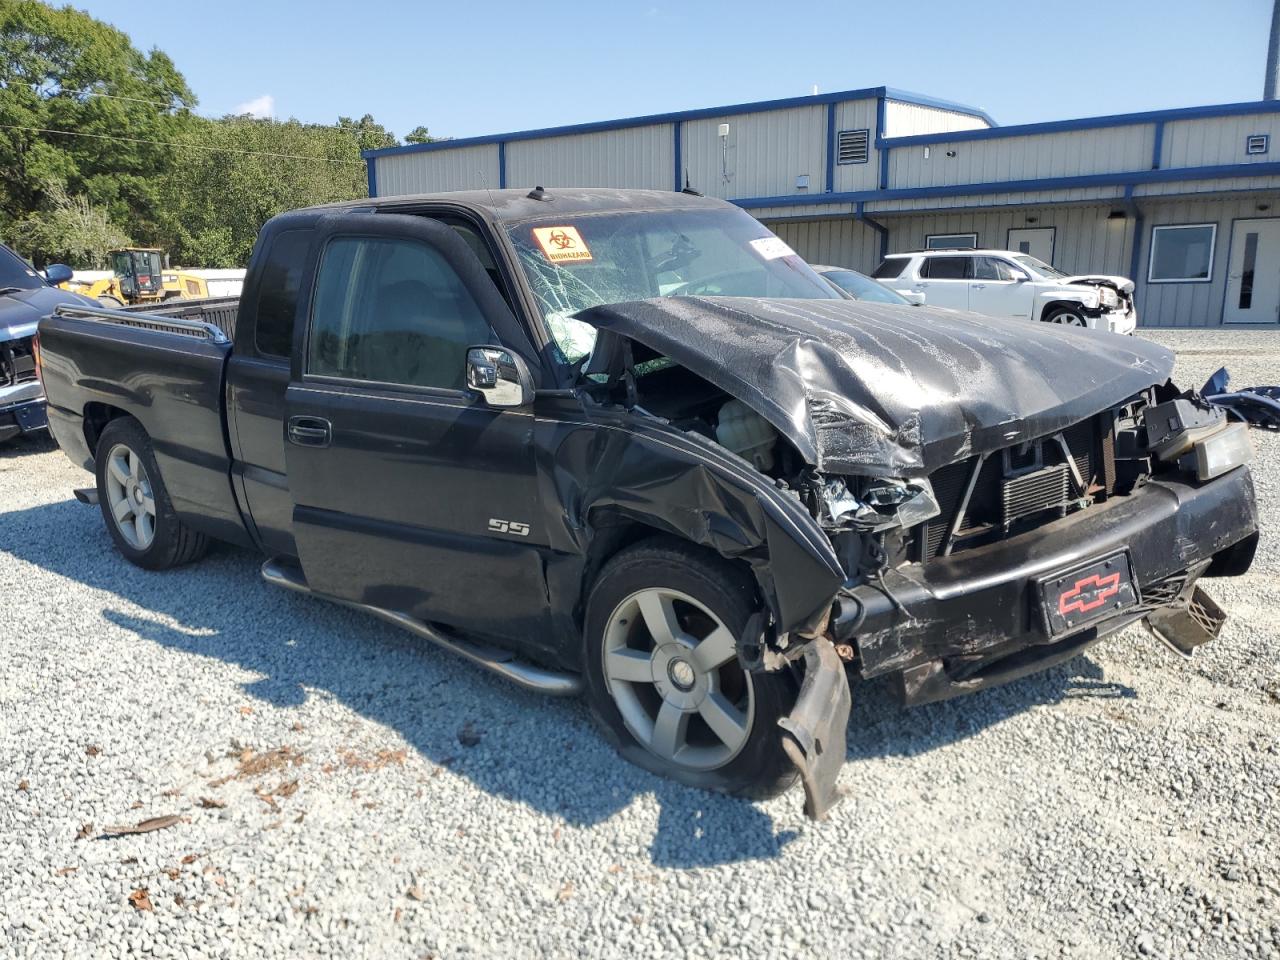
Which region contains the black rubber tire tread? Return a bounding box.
[94,417,209,570]
[583,535,798,801]
[1042,304,1086,325]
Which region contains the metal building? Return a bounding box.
[364,86,1280,327]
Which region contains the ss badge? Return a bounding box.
[488,518,530,537]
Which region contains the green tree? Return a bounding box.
[0,0,196,243]
[8,178,129,265]
[404,125,435,145]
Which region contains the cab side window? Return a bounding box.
[973,257,1016,281]
[307,236,492,390]
[253,229,310,358]
[921,256,972,280]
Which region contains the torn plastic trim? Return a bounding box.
[777,636,851,820]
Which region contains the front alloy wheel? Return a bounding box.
[583,538,798,800]
[602,587,754,770]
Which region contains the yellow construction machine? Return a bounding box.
[60,248,210,306]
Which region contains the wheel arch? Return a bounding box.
[83,402,137,459]
[1039,298,1092,322]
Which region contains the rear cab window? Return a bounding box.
[252,230,311,358]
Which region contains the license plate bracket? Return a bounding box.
[1038,551,1139,637]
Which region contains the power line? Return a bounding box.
[0,122,366,165]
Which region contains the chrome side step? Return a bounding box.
[260,558,582,697]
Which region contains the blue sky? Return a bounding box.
[79,0,1271,140]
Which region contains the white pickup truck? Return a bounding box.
[872,249,1137,334]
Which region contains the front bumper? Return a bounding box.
[834,466,1258,697]
[0,381,48,443]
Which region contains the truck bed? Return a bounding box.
[37,301,252,547]
[122,295,240,340]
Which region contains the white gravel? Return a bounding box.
[2,330,1277,960]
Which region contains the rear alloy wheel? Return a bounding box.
[94,417,208,570]
[583,538,797,800]
[1044,305,1088,327]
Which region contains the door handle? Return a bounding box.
[287,416,331,447]
[972,283,986,289]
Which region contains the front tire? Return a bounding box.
[94,418,208,570]
[1043,305,1088,327]
[583,538,798,800]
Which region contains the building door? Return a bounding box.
[1007,227,1055,263]
[1224,219,1280,324]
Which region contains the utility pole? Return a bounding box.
[1267,0,1280,98]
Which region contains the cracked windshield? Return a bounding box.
[506,207,840,363]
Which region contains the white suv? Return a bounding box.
[872,249,1137,334]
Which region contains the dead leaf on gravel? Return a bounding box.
[129,800,144,810]
[275,779,299,798]
[239,706,254,716]
[338,748,406,772]
[293,813,305,824]
[174,894,186,907]
[164,867,180,880]
[394,907,403,924]
[101,814,183,837]
[128,888,152,912]
[180,853,200,865]
[85,745,100,757]
[557,881,574,903]
[75,822,93,840]
[255,791,278,811]
[55,866,78,876]
[16,779,28,792]
[406,885,427,902]
[197,797,226,809]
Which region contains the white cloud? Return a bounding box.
[233,94,275,119]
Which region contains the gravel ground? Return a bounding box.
[2,330,1277,960]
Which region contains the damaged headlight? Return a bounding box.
[823,477,941,532]
[1099,287,1119,308]
[1144,397,1254,481]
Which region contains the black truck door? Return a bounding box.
[282,213,551,645]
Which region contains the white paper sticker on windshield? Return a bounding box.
[533,226,593,263]
[748,236,796,261]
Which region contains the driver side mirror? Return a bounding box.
[1009,268,1029,283]
[901,291,926,306]
[466,346,535,408]
[43,263,73,285]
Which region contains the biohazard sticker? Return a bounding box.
[532,226,593,263]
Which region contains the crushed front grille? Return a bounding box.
[1,337,36,387]
[919,413,1118,563]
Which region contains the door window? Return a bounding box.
[921,256,973,280]
[974,257,1020,281]
[307,236,493,390]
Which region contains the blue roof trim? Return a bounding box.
[366,156,377,198]
[497,141,506,189]
[361,85,994,160]
[673,121,683,192]
[732,160,1280,209]
[824,103,836,193]
[881,99,1280,147]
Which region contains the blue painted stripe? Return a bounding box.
[498,141,506,189]
[673,121,683,191]
[876,96,889,190]
[732,160,1280,209]
[855,201,890,259]
[880,98,1280,148]
[1151,121,1164,170]
[365,157,377,198]
[361,85,993,160]
[1129,207,1145,286]
[825,103,836,193]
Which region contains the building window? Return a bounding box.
[925,233,977,250]
[1246,134,1270,155]
[836,129,869,165]
[1148,224,1216,284]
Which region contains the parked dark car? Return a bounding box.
[35,189,1259,818]
[0,244,93,443]
[810,263,923,305]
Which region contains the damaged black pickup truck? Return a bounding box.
[36,189,1259,819]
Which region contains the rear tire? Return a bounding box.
[94,418,208,570]
[97,295,125,309]
[583,537,798,800]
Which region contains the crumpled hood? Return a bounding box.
[1062,274,1135,295]
[0,285,96,342]
[576,297,1173,476]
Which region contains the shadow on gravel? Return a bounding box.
[3,493,1130,867]
[0,432,58,461]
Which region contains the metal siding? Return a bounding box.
[888,126,1153,189]
[866,187,1125,212]
[767,218,883,273]
[1135,194,1280,327]
[504,125,673,190]
[883,100,990,137]
[1163,114,1280,168]
[683,106,826,200]
[375,145,501,195]
[831,100,880,194]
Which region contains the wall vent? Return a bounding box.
[836,128,870,165]
[1246,134,1270,155]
